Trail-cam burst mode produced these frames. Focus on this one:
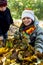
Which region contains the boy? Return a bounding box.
[0,0,14,43]
[19,9,43,53]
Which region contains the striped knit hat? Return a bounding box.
[0,0,7,7]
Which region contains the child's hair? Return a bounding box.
[0,0,7,7]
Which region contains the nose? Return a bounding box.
[24,18,28,21]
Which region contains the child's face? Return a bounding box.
[22,17,33,26]
[0,6,7,11]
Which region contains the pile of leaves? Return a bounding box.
[0,31,43,65]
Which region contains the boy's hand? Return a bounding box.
[0,36,3,40]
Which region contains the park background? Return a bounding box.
[8,0,43,20]
[7,0,43,37]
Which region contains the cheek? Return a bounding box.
[2,7,6,11]
[27,19,32,24]
[28,19,32,22]
[22,19,32,23]
[22,20,25,23]
[22,19,33,26]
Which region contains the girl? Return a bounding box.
[19,9,43,53]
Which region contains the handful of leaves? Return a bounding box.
[0,31,43,65]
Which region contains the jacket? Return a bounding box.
[19,17,43,53]
[0,7,13,35]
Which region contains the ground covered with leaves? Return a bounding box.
[0,31,43,65]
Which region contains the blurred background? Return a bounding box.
[7,0,43,20]
[7,0,43,37]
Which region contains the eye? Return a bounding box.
[23,17,30,20]
[27,17,30,19]
[22,17,25,20]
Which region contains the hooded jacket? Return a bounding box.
[19,17,43,53]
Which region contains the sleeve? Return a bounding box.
[35,25,43,53]
[8,8,13,24]
[0,28,3,35]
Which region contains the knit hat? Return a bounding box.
[0,0,7,7]
[21,9,34,21]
